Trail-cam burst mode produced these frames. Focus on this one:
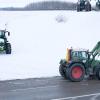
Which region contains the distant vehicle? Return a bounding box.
[59,41,100,82]
[96,0,100,9]
[0,30,11,54]
[77,0,91,11]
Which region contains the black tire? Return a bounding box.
[6,43,11,54]
[68,63,85,82]
[85,3,91,11]
[96,68,100,80]
[89,4,91,11]
[59,65,67,79]
[77,4,80,12]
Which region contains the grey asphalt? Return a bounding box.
[0,76,100,100]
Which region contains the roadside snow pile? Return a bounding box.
[0,11,100,80]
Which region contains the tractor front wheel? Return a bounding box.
[59,65,67,79]
[96,68,100,80]
[68,63,85,82]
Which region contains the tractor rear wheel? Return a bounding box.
[59,65,67,79]
[68,63,85,82]
[6,43,11,54]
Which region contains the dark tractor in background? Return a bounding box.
[77,0,91,11]
[0,30,11,54]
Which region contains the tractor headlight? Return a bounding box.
[83,60,86,63]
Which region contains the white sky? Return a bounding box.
[0,0,33,7]
[0,0,77,7]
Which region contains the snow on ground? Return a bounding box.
[0,11,100,80]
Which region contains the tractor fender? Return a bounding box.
[59,59,67,67]
[68,61,85,69]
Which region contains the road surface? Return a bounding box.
[0,76,100,100]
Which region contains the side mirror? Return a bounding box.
[8,32,10,36]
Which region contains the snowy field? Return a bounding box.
[0,11,100,80]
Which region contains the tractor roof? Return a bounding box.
[72,48,88,52]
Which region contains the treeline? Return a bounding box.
[25,1,76,10]
[0,1,77,11]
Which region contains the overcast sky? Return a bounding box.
[0,0,77,7]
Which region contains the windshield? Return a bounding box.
[71,51,88,59]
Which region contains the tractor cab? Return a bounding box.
[0,30,10,39]
[66,48,88,63]
[0,30,5,38]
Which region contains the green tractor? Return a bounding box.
[0,30,11,54]
[77,0,91,11]
[59,41,100,82]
